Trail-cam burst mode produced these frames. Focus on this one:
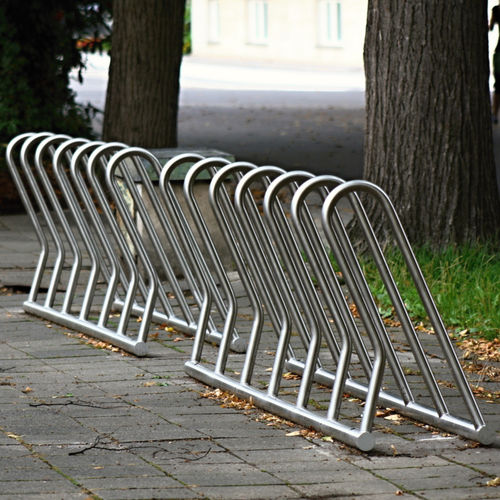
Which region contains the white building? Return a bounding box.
[191,0,368,70]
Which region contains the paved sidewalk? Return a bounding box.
[0,212,499,500]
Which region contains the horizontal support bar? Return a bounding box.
[185,360,376,452]
[286,359,495,445]
[113,299,248,353]
[24,301,148,356]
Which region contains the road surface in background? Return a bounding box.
[71,54,500,188]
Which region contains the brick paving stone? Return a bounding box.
[91,488,202,499]
[439,447,500,465]
[380,466,488,492]
[331,496,419,500]
[0,494,87,500]
[160,461,286,487]
[260,461,361,485]
[233,447,353,465]
[211,435,306,451]
[292,476,400,497]
[346,454,452,469]
[0,480,86,497]
[195,484,301,499]
[414,486,500,499]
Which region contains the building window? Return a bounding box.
[207,0,220,43]
[247,0,269,45]
[318,0,343,47]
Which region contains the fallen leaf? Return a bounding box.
[22,386,33,393]
[349,302,360,318]
[322,436,334,442]
[487,477,500,487]
[384,414,403,423]
[376,408,396,418]
[286,430,302,437]
[395,490,404,496]
[458,338,500,362]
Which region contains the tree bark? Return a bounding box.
[102,0,185,148]
[363,0,500,247]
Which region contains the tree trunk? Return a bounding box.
[102,0,185,148]
[363,0,500,248]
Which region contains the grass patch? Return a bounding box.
[361,242,500,340]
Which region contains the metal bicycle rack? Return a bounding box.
[6,132,494,451]
[5,133,244,355]
[184,167,494,451]
[6,133,148,354]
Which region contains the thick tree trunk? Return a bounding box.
[102,0,185,147]
[364,0,500,247]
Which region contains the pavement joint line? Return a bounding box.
[347,461,424,499]
[0,424,102,500]
[438,454,497,482]
[132,453,203,494]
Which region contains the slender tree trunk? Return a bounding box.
[103,0,185,147]
[363,0,500,247]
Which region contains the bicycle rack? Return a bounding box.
[5,133,245,354]
[105,147,245,352]
[6,133,150,354]
[185,169,494,450]
[6,132,494,450]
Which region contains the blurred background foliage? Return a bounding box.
[0,0,112,144]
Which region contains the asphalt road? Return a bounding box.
[178,88,365,179]
[71,54,366,179]
[72,55,500,190]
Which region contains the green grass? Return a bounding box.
[360,243,500,340]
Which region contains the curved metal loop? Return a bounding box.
[84,141,144,336]
[30,134,73,307]
[323,180,489,436]
[105,148,163,345]
[208,162,269,376]
[160,154,246,354]
[261,172,344,413]
[183,159,253,364]
[6,132,51,302]
[232,166,292,389]
[234,168,318,400]
[49,138,91,313]
[106,148,192,324]
[288,175,378,428]
[64,141,107,319]
[105,147,231,353]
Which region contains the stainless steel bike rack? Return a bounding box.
[185,170,495,450]
[6,133,151,354]
[6,132,493,450]
[105,147,245,352]
[5,133,246,355]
